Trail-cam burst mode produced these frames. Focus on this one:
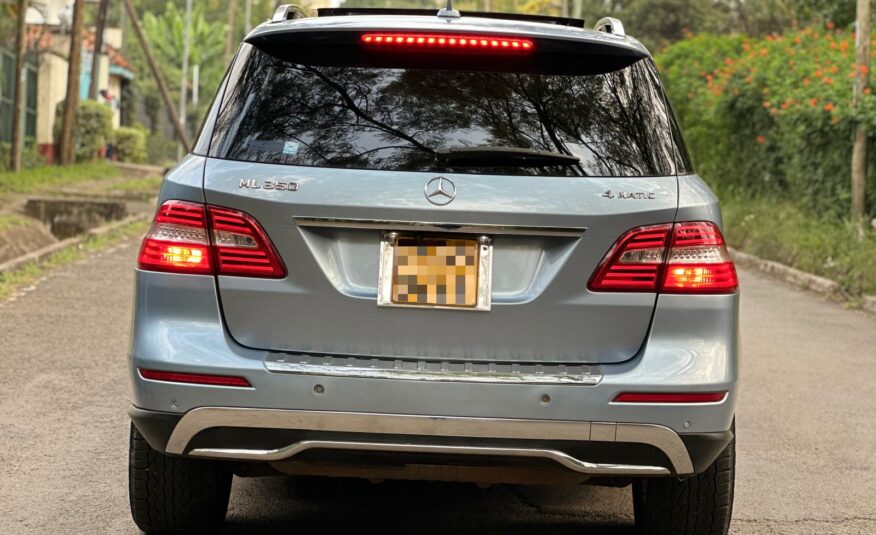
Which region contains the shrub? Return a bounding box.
[146,132,178,166]
[53,100,114,162]
[0,141,46,172]
[657,26,876,218]
[114,127,147,163]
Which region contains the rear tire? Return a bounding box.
[633,432,735,535]
[129,423,232,534]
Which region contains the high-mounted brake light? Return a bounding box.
[361,33,535,53]
[137,200,286,278]
[588,221,738,294]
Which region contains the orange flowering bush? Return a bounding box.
[658,26,876,217]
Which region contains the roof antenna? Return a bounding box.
[437,0,460,19]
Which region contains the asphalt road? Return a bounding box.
[0,240,873,534]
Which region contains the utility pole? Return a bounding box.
[225,0,238,66]
[852,0,871,222]
[244,0,253,33]
[177,0,193,159]
[10,0,27,172]
[88,0,110,100]
[573,0,583,19]
[58,0,86,165]
[122,0,191,151]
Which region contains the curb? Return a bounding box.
[0,213,147,274]
[729,247,876,315]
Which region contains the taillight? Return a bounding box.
[588,221,738,294]
[137,201,212,275]
[588,224,672,292]
[137,200,286,278]
[360,33,535,53]
[208,206,286,277]
[661,222,738,294]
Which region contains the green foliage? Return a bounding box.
[722,194,876,296]
[658,27,876,218]
[114,127,147,163]
[139,3,226,134]
[146,132,178,167]
[0,161,118,194]
[0,142,46,172]
[54,100,114,162]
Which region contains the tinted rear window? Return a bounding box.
[210,45,678,177]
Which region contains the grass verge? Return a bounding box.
[0,219,147,301]
[0,161,120,194]
[721,194,876,298]
[0,213,31,231]
[107,176,163,195]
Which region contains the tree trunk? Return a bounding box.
[88,0,110,100]
[224,0,238,67]
[10,0,28,172]
[122,0,191,152]
[58,0,86,165]
[852,0,871,221]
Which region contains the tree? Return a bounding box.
[10,0,27,171]
[141,2,226,133]
[58,0,86,165]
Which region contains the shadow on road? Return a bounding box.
[223,476,636,534]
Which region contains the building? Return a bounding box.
[1,0,134,162]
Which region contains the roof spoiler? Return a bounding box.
[312,7,587,28]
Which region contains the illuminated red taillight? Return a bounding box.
[588,221,738,294]
[137,201,212,275]
[613,392,728,403]
[661,222,738,294]
[360,33,535,53]
[139,368,251,387]
[137,200,286,278]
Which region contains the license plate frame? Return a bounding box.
[377,232,492,311]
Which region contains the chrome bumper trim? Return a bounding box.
[189,440,670,476]
[293,217,588,238]
[264,356,603,385]
[165,408,693,475]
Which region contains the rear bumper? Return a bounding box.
[129,270,738,480]
[130,406,733,479]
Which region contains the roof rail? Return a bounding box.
[271,4,309,22]
[594,17,625,37]
[316,7,586,28]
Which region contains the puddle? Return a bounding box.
[24,198,127,239]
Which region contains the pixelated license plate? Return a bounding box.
[377,233,492,311]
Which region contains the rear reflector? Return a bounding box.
[361,33,535,52]
[138,200,286,278]
[588,221,738,294]
[138,368,252,388]
[613,392,727,403]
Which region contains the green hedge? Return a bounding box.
[54,100,114,162]
[658,27,876,218]
[114,127,147,163]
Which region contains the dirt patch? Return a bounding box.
[0,217,57,264]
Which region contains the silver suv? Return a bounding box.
[128,6,738,534]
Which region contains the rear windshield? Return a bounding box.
[209,45,679,177]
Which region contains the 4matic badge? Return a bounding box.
[602,189,656,200]
[239,179,299,191]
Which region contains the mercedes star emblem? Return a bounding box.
[424,176,457,206]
